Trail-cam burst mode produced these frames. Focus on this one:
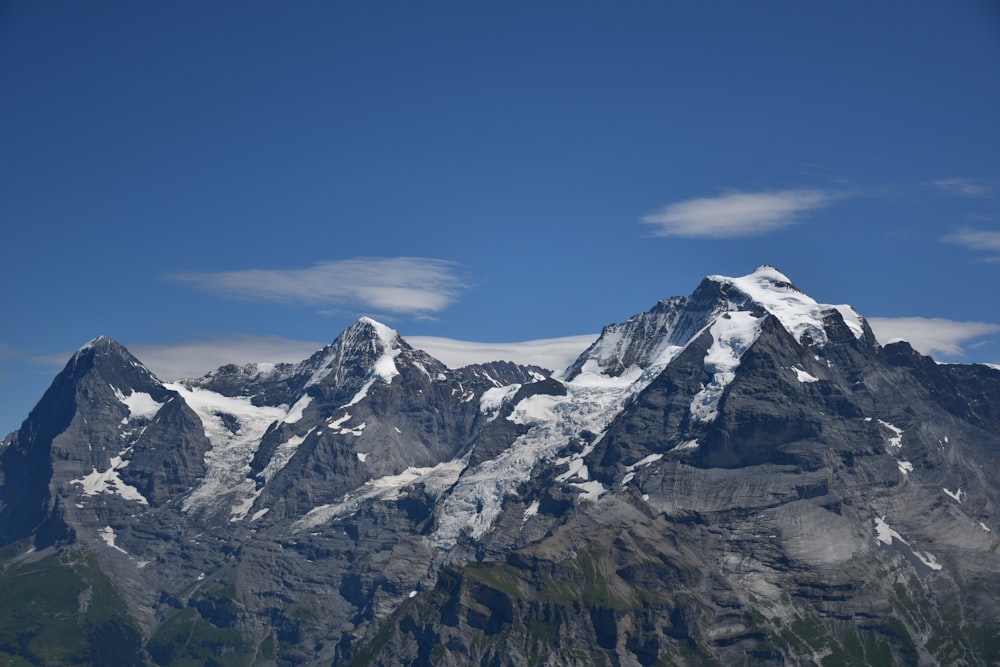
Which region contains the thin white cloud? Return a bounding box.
[408,334,598,372]
[30,331,598,381]
[868,317,1000,358]
[944,228,1000,253]
[31,336,327,381]
[130,336,326,379]
[641,189,831,238]
[169,257,465,316]
[927,178,993,197]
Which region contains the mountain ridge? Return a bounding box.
[0,266,998,665]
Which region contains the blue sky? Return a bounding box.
[2,1,999,435]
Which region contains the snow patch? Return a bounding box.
[572,480,607,502]
[508,393,565,425]
[627,453,663,470]
[943,487,963,503]
[72,455,149,505]
[689,312,764,423]
[522,500,540,521]
[259,433,309,483]
[112,386,163,420]
[873,516,904,545]
[357,452,368,463]
[479,384,521,420]
[329,414,352,429]
[979,522,991,533]
[556,457,589,482]
[913,549,943,571]
[338,421,366,437]
[877,420,904,450]
[675,439,699,451]
[897,460,913,475]
[791,367,818,383]
[296,458,467,530]
[98,526,128,554]
[282,394,311,424]
[873,516,943,571]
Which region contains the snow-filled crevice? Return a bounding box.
[688,312,764,424]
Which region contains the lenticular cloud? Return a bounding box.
[169,257,465,316]
[641,190,830,238]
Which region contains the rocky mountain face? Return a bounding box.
[1,266,998,666]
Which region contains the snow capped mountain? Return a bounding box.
[0,267,998,666]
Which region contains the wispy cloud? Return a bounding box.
[408,334,597,372]
[130,336,326,379]
[169,257,466,317]
[868,317,1000,358]
[31,335,327,381]
[927,177,993,197]
[943,228,1000,257]
[640,189,831,238]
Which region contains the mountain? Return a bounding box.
[0,266,998,666]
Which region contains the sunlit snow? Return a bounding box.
[112,386,163,420]
[877,420,904,450]
[479,384,521,421]
[873,516,942,571]
[689,312,764,423]
[913,549,943,571]
[163,382,286,519]
[281,395,311,424]
[434,346,685,549]
[296,458,467,530]
[627,453,663,470]
[259,433,309,483]
[98,526,128,554]
[874,516,904,545]
[943,487,963,503]
[710,266,865,345]
[791,367,818,383]
[72,454,149,505]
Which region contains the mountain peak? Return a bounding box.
[77,335,125,354]
[63,336,161,391]
[350,316,399,347]
[301,317,403,390]
[707,267,865,345]
[566,266,869,382]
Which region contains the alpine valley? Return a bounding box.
[1,266,998,666]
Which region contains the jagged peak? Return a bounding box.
[302,317,403,390]
[71,336,147,370]
[53,336,163,397]
[77,335,125,353]
[706,267,865,345]
[566,266,869,382]
[349,316,400,348]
